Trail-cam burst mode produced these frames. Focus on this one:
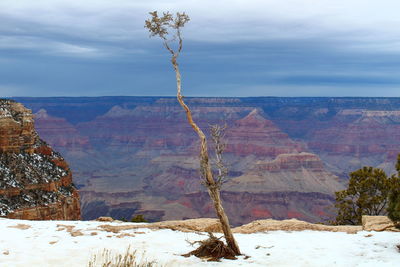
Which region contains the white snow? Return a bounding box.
[0,218,399,266]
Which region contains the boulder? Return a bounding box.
[232,218,361,234]
[361,216,399,232]
[96,216,114,222]
[148,218,223,233]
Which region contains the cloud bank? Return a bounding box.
[0,0,400,96]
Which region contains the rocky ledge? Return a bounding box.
[0,99,81,220]
[90,215,398,234]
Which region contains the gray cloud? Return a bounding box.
[1,0,400,97]
[2,0,400,52]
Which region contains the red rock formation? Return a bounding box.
[13,97,400,224]
[256,153,325,172]
[173,191,335,226]
[309,122,400,156]
[309,110,400,154]
[34,109,89,149]
[0,101,35,153]
[226,109,304,157]
[75,108,342,224]
[224,152,342,195]
[0,100,81,220]
[308,109,400,176]
[76,105,254,151]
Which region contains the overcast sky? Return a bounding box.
[1,0,400,97]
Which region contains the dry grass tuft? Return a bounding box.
[87,246,156,267]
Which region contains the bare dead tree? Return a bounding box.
[145,11,240,255]
[210,124,228,186]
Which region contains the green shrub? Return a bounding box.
[388,154,400,228]
[388,188,400,228]
[131,214,148,223]
[334,166,394,225]
[334,154,400,225]
[118,217,128,222]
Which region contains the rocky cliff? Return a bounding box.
[73,104,342,225]
[34,109,89,150]
[308,109,400,177]
[0,99,81,220]
[13,96,400,225]
[226,109,304,156]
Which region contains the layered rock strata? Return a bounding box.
[75,106,342,224]
[14,97,400,224]
[308,109,400,176]
[34,109,89,149]
[0,99,81,220]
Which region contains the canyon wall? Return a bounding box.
[0,99,81,220]
[14,96,400,225]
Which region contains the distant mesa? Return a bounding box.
[101,105,137,118]
[34,108,50,119]
[34,109,89,149]
[235,108,273,128]
[226,108,304,157]
[226,152,343,195]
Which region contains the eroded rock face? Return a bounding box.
[17,97,400,225]
[0,99,81,220]
[73,105,342,224]
[34,109,89,149]
[308,109,400,177]
[0,101,35,153]
[362,215,399,232]
[170,191,336,226]
[226,109,304,156]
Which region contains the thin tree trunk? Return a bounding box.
[171,55,241,255]
[208,186,240,254]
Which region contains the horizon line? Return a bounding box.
[5,95,400,99]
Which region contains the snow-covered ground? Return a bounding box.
[0,218,399,266]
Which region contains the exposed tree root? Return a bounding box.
[183,233,238,262]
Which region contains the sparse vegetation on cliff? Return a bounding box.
[0,100,81,220]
